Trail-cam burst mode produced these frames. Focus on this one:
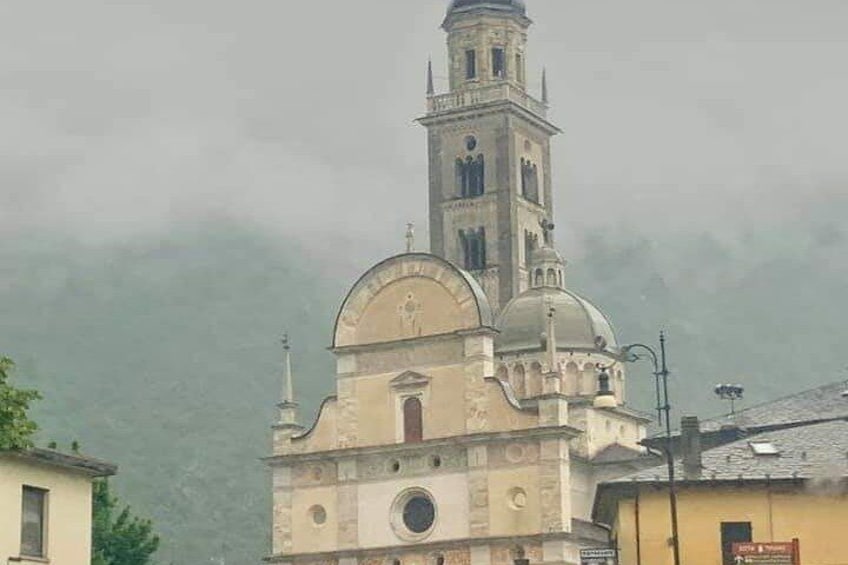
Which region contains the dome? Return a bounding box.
[495,286,618,353]
[447,0,527,16]
[531,245,564,265]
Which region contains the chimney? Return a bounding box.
[681,416,702,479]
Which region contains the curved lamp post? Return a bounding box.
[595,332,681,565]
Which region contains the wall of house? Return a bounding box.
[0,456,93,565]
[614,484,848,565]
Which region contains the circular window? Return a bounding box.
[508,487,528,510]
[403,496,436,533]
[391,488,437,541]
[389,460,401,473]
[465,136,477,151]
[309,505,327,526]
[430,455,442,469]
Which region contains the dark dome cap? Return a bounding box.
[447,0,527,16]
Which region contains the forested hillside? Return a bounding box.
[0,207,845,563]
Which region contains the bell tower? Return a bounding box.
[420,0,560,311]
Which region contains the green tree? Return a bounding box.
[92,478,160,565]
[0,356,41,450]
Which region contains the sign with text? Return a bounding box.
[580,548,618,565]
[733,540,801,565]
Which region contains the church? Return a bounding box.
[266,2,655,564]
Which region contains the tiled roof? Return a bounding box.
[699,381,848,433]
[614,418,848,484]
[3,448,117,477]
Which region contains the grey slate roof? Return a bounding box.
[614,418,848,484]
[4,448,117,478]
[698,380,848,433]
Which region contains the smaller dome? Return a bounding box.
[530,245,564,266]
[496,287,618,353]
[447,0,527,16]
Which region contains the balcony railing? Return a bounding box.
[427,83,548,119]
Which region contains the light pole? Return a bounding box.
[601,332,681,565]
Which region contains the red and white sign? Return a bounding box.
[733,540,801,565]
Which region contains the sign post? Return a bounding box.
[579,548,618,565]
[732,540,801,565]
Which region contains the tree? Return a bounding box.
[0,356,41,450]
[92,478,160,565]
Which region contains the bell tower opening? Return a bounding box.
[420,0,561,311]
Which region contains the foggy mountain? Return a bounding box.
[1,208,845,563]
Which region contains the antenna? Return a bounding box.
[714,384,745,415]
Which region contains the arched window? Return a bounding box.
[459,228,487,271]
[547,268,557,286]
[403,397,423,443]
[534,268,544,287]
[456,158,467,198]
[466,156,476,197]
[474,154,485,196]
[512,364,526,397]
[521,160,540,204]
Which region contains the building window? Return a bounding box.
[492,48,506,78]
[403,397,423,443]
[21,486,47,558]
[721,522,752,565]
[516,53,524,84]
[465,50,477,80]
[459,228,486,271]
[521,158,540,203]
[524,231,538,266]
[456,155,485,198]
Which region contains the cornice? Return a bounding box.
[266,425,580,466]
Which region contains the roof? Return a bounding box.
[699,380,848,433]
[447,0,526,16]
[495,287,618,353]
[616,419,848,484]
[2,448,117,478]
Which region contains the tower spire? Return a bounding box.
[275,333,301,430]
[542,67,549,105]
[282,334,294,405]
[426,59,435,96]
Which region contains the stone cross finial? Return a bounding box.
[281,333,294,405]
[406,223,416,253]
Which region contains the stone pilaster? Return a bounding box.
[337,459,359,549]
[337,378,358,449]
[539,438,571,534]
[467,445,489,537]
[272,466,293,555]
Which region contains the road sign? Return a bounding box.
[580,548,618,565]
[733,540,801,565]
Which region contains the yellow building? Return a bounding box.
[593,413,848,565]
[0,448,116,565]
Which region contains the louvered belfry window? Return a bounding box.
[21,486,47,557]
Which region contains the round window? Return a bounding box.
[465,136,477,151]
[391,488,438,541]
[403,495,436,533]
[309,505,327,526]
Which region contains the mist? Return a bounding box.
[2,1,847,563]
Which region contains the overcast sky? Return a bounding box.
[2,0,846,256]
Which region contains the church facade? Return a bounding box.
[266,2,653,565]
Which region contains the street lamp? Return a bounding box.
[595,332,681,565]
